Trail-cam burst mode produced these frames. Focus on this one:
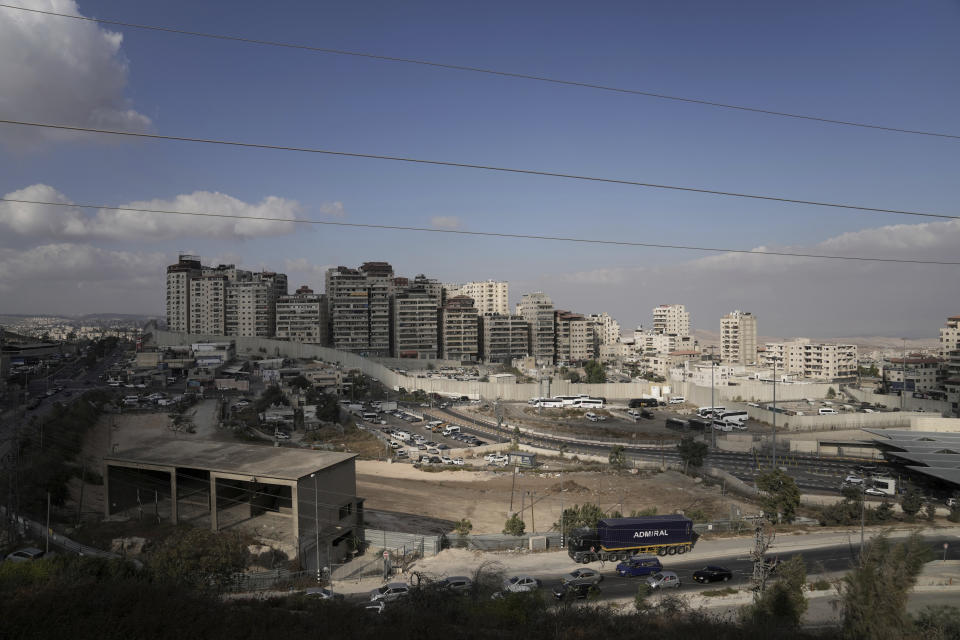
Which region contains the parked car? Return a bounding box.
[369,582,410,602]
[552,580,600,601]
[615,555,662,578]
[502,575,541,593]
[692,566,733,584]
[646,571,681,590]
[439,575,473,594]
[864,487,886,497]
[452,457,465,466]
[561,567,603,585]
[5,548,46,563]
[304,587,344,600]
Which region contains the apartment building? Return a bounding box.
[225,280,276,337]
[652,304,690,337]
[441,296,479,362]
[325,262,395,357]
[634,329,696,355]
[188,274,227,335]
[555,311,594,365]
[941,316,960,358]
[517,292,555,364]
[721,310,757,365]
[165,254,202,332]
[588,312,621,346]
[479,314,529,364]
[454,280,509,316]
[392,289,439,359]
[276,286,328,345]
[883,356,943,393]
[761,338,857,380]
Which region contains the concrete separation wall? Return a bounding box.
[846,386,951,415]
[151,329,658,401]
[745,405,920,432]
[680,380,834,405]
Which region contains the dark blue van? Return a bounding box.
[615,555,663,578]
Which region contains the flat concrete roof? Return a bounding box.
[105,439,355,481]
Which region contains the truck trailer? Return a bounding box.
[567,516,695,563]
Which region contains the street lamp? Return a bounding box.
[310,472,320,583]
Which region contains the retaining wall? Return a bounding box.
[845,386,951,415]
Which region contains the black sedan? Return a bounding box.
[552,580,600,601]
[692,566,733,584]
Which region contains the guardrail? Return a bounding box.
[0,504,120,560]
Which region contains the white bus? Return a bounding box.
[572,397,604,408]
[363,412,379,422]
[535,398,564,408]
[553,396,582,407]
[697,406,726,419]
[719,411,748,424]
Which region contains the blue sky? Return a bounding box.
[0,0,958,338]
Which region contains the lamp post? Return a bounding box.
[310,472,320,583]
[772,356,777,466]
[710,359,716,448]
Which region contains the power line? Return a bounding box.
[2,3,957,141]
[0,119,955,222]
[3,197,957,265]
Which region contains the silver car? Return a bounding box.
[369,582,410,602]
[561,567,603,585]
[646,571,681,590]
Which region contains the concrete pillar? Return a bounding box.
[210,473,218,531]
[291,483,300,563]
[170,468,178,525]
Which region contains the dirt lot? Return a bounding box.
[356,460,757,534]
[73,405,759,539]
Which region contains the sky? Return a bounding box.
[0,0,958,338]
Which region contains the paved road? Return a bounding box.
[434,406,871,496]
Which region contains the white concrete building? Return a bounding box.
[721,310,757,365]
[941,316,960,358]
[165,255,201,332]
[442,296,479,362]
[652,304,690,337]
[517,292,555,364]
[454,280,509,316]
[762,339,857,380]
[588,312,621,346]
[480,314,529,364]
[276,286,327,345]
[225,280,276,338]
[555,311,593,365]
[188,274,227,335]
[392,289,439,359]
[325,262,394,357]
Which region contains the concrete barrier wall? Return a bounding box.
[845,386,951,415]
[678,380,834,406]
[151,330,659,401]
[910,416,960,432]
[744,405,921,432]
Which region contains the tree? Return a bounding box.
[923,501,937,522]
[839,533,933,640]
[608,445,626,469]
[826,387,837,399]
[554,503,607,531]
[948,503,960,524]
[755,469,801,524]
[502,514,525,536]
[874,500,894,522]
[148,527,249,591]
[583,360,606,384]
[454,518,473,536]
[901,488,924,520]
[742,555,808,628]
[287,375,312,390]
[676,436,708,472]
[634,583,654,613]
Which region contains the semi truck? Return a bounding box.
[567,516,695,564]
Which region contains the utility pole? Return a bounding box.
[312,473,321,583]
[710,357,716,448]
[859,484,866,565]
[772,356,777,467]
[901,338,906,413]
[529,491,536,533]
[45,492,51,553]
[76,458,86,527]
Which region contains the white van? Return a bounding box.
[442,425,461,437]
[668,396,685,404]
[818,408,838,415]
[585,412,599,422]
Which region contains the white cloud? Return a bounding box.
[0,184,302,241]
[318,201,345,217]
[548,219,960,337]
[0,243,166,312]
[0,0,151,148]
[430,216,462,230]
